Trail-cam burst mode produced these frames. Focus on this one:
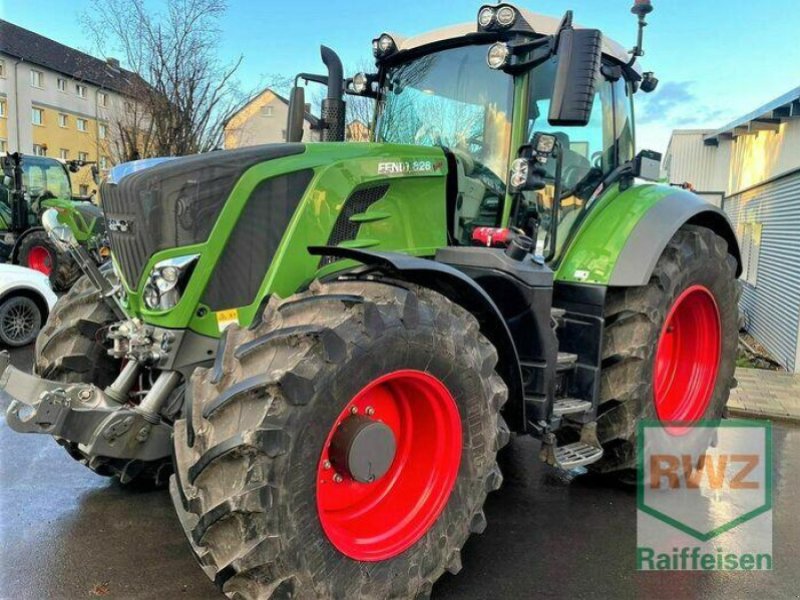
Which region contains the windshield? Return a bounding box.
[21,157,72,201]
[377,44,514,189]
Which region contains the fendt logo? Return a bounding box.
[637,420,772,571]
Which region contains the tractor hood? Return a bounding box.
[101,144,305,287]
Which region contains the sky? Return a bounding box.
[3,0,799,153]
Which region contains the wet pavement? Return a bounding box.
[1,345,798,600]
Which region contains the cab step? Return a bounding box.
[556,352,578,371]
[539,422,604,470]
[552,442,604,470]
[552,398,592,417]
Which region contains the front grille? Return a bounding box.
[101,144,305,288]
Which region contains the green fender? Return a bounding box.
[555,183,742,286]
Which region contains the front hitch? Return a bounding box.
[0,351,173,462]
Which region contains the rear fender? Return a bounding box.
[308,246,526,432]
[556,185,742,287]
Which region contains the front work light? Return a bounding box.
[487,42,511,69]
[352,72,369,94]
[373,34,397,59]
[478,6,496,28]
[478,4,518,31]
[143,254,199,311]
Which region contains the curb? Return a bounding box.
[726,407,800,426]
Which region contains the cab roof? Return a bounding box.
[389,7,641,75]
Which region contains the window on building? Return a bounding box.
[57,78,67,92]
[739,222,763,287]
[0,99,6,118]
[76,84,87,98]
[30,69,44,88]
[78,151,89,162]
[99,123,107,139]
[0,59,5,78]
[58,113,68,128]
[32,144,46,156]
[100,156,109,170]
[59,148,69,160]
[77,118,88,132]
[32,107,44,125]
[0,139,6,153]
[79,184,89,196]
[262,105,274,117]
[98,92,108,107]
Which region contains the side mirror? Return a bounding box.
[41,208,78,251]
[548,28,602,127]
[633,150,662,181]
[287,86,306,143]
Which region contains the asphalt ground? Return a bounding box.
[1,344,798,600]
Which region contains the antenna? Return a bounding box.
[630,0,654,59]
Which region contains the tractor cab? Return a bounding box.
[289,4,657,261]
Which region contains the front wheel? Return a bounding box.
[17,230,80,291]
[590,225,739,476]
[172,279,509,599]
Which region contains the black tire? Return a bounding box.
[35,274,169,486]
[17,230,80,291]
[588,225,739,476]
[35,273,119,387]
[172,279,509,599]
[0,294,44,347]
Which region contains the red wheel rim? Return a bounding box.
[316,370,462,561]
[26,246,53,276]
[654,285,721,424]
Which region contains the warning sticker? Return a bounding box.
[216,309,240,332]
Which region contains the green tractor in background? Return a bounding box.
[1,152,108,290]
[1,2,741,598]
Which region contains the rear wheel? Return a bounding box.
[17,230,80,291]
[590,225,739,476]
[172,279,509,599]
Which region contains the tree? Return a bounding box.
[84,0,249,159]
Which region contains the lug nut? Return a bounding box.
[333,473,343,483]
[323,460,331,470]
[365,406,375,416]
[350,406,358,415]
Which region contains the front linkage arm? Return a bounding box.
[0,351,173,463]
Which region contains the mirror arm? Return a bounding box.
[545,143,564,263]
[295,72,329,87]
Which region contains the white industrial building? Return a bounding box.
[665,87,800,372]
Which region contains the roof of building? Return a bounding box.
[393,7,641,75]
[225,88,319,128]
[0,19,141,95]
[703,86,800,146]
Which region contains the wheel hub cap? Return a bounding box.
[329,415,397,484]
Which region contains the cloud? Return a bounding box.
[637,81,729,129]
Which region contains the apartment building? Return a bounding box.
[0,20,138,194]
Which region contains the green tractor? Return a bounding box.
[1,2,740,597]
[1,152,108,290]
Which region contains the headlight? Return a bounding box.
[487,42,510,69]
[142,254,199,311]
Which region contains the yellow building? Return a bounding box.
[0,20,136,195]
[224,88,319,149]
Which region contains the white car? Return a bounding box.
[0,264,58,347]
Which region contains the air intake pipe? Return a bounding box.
[320,45,346,142]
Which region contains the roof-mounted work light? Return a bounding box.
[477,4,518,31]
